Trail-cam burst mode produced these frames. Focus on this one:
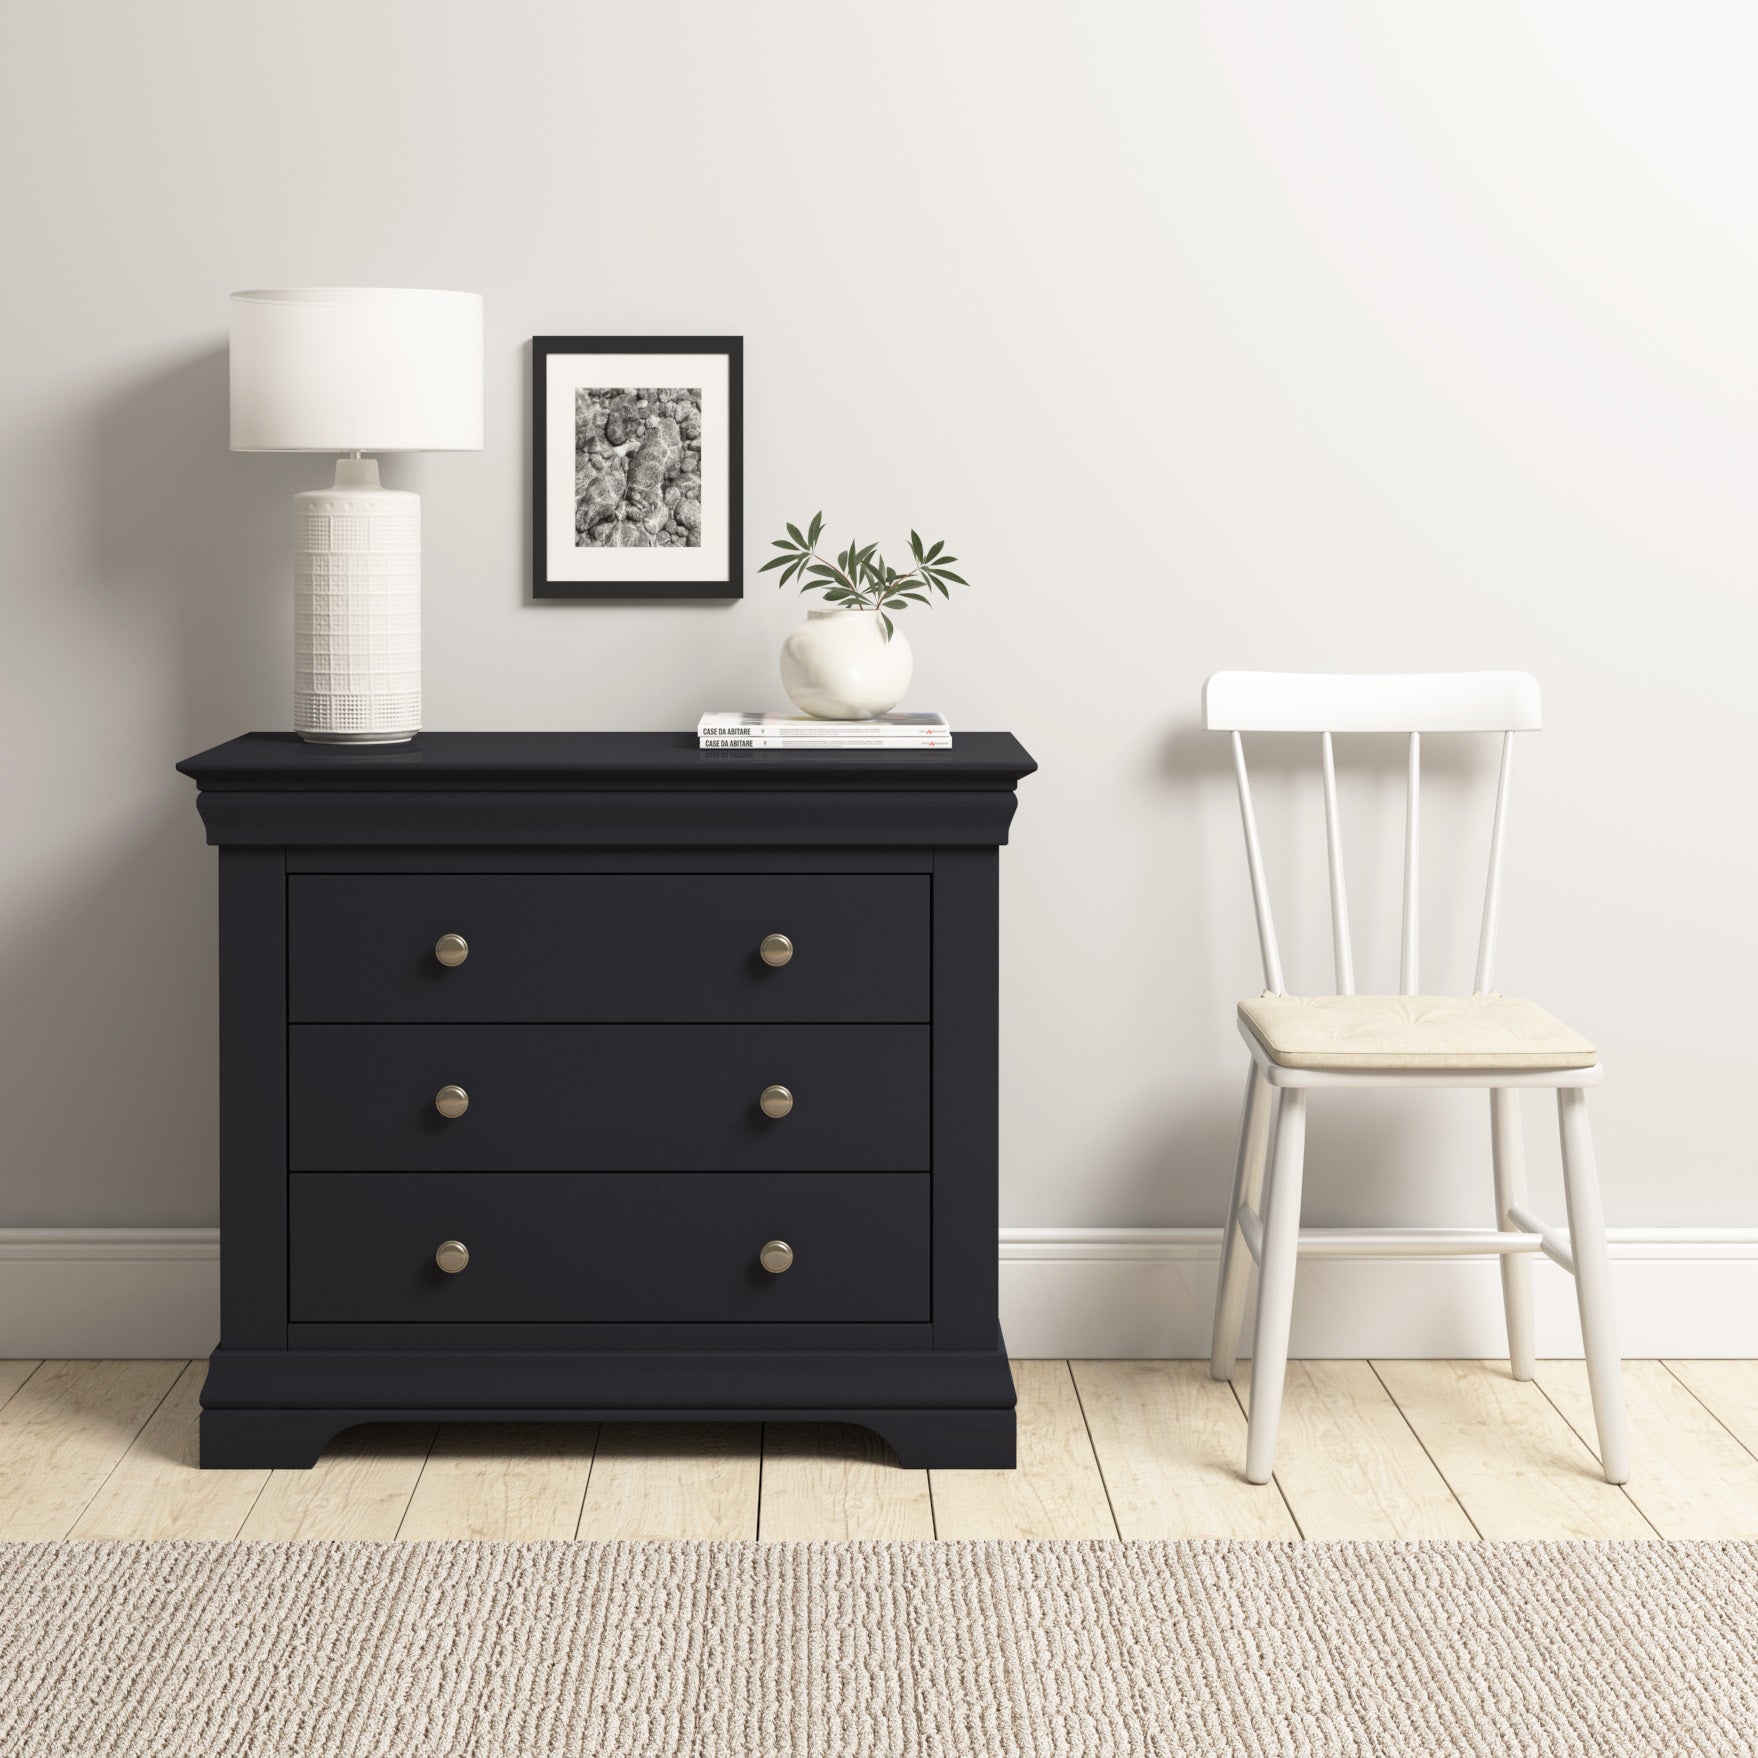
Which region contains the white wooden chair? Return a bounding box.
[1205,671,1629,1486]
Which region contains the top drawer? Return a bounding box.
[287,875,929,1022]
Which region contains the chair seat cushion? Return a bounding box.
[1237,992,1597,1070]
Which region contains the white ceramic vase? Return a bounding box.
[779,608,914,720]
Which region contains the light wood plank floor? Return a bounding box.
[3,1359,1755,1542]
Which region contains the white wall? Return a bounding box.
[2,3,1753,1260]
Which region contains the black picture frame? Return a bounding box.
[532,335,743,600]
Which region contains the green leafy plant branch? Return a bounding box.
[760,511,968,641]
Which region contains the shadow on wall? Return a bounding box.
[1105,718,1493,1229]
[2,344,393,1226]
[87,342,430,750]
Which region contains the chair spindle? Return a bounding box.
[1230,731,1284,994]
[1474,732,1516,994]
[1320,731,1355,994]
[1400,731,1420,994]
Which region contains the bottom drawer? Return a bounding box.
[288,1173,929,1324]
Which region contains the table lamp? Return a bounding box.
[229,288,483,743]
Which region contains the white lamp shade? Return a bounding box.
[229,288,483,452]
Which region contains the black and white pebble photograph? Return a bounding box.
[534,336,740,597]
[575,387,703,549]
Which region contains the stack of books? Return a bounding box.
[698,711,951,750]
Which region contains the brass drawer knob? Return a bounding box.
[759,932,794,968]
[435,1084,470,1119]
[759,1239,794,1274]
[434,933,470,967]
[759,1084,794,1119]
[435,1239,470,1274]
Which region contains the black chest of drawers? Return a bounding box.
[178,731,1035,1469]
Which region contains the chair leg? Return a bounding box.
[1489,1089,1536,1380]
[1244,1088,1307,1485]
[1557,1087,1630,1484]
[1210,1063,1272,1381]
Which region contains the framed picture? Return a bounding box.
[532,335,743,599]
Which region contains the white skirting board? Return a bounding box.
[999,1229,1758,1360]
[0,1226,1755,1360]
[0,1232,222,1359]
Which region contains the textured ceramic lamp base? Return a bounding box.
[294,458,420,744]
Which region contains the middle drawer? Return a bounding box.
[289,1025,930,1172]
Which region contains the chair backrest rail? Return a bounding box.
[1474,731,1516,994]
[1230,729,1285,994]
[1204,673,1541,997]
[1401,732,1420,995]
[1320,731,1356,994]
[1204,670,1542,733]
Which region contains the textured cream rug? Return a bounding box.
[0,1540,1753,1755]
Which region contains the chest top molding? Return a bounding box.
[179,732,1037,849]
